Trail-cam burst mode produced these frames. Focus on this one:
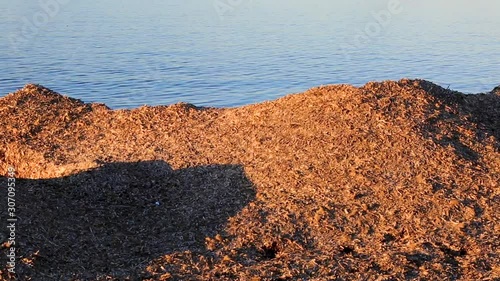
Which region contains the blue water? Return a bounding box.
[1,0,499,108]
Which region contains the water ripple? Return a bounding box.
[1,1,499,108]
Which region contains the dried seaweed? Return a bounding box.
[0,80,498,280]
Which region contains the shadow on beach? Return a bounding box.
[0,160,256,280]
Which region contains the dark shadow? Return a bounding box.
[416,80,500,161]
[0,161,256,280]
[400,243,467,281]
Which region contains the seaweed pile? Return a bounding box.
[0,79,498,280]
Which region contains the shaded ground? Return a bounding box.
[0,79,498,280]
[1,161,254,280]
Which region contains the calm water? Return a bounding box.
[1,0,499,108]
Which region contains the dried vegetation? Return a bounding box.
[0,79,498,280]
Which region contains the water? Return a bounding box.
[1,0,499,109]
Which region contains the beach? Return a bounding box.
[0,79,498,280]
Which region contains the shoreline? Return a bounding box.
[1,79,499,111]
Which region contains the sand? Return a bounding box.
[0,79,498,280]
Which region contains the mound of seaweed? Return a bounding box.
[0,79,498,280]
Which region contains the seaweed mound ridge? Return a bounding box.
[0,79,498,280]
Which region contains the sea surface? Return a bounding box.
[1,0,499,108]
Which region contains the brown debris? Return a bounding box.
[0,80,499,280]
